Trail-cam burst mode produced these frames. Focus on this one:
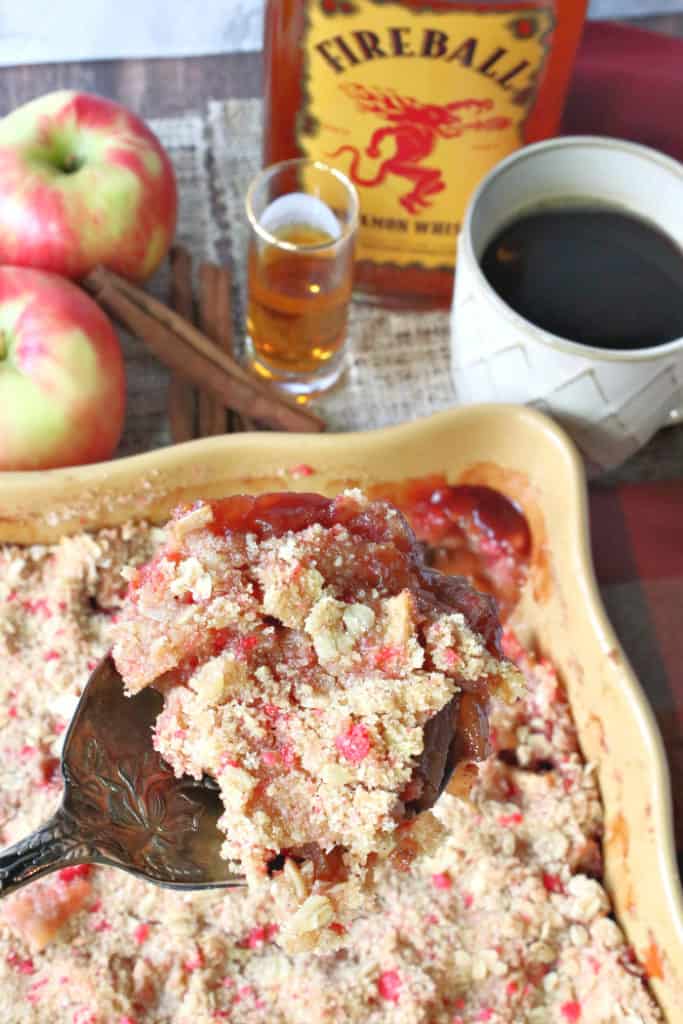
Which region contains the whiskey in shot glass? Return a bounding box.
[245,158,358,396]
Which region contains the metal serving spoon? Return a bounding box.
[0,657,461,899]
[0,656,242,898]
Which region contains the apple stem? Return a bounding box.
[0,331,6,360]
[61,153,81,174]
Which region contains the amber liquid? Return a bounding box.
[263,0,588,310]
[247,224,352,380]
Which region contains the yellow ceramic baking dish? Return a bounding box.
[0,404,681,1019]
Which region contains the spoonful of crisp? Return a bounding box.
[0,491,522,954]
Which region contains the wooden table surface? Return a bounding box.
[0,14,681,485]
[0,14,680,120]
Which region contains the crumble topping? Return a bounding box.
[0,494,662,1022]
[111,491,521,952]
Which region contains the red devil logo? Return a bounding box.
[327,83,511,214]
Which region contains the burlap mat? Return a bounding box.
[117,113,215,455]
[117,99,454,456]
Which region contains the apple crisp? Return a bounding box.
[0,489,663,1023]
[110,491,522,953]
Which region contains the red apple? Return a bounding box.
[0,90,177,282]
[0,267,126,470]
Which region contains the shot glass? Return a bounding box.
[245,158,358,396]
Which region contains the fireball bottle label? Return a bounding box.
[297,1,553,269]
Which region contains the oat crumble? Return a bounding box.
[0,491,662,1023]
[111,491,521,952]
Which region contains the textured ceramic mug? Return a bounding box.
[451,136,683,472]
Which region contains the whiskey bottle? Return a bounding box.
[263,0,588,309]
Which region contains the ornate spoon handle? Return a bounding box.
[0,810,88,898]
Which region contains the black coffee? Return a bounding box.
[480,205,683,350]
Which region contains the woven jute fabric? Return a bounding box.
[117,99,455,456]
[117,113,215,456]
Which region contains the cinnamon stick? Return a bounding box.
[198,263,231,437]
[83,266,324,434]
[199,263,254,433]
[168,246,197,442]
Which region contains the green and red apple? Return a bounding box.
[0,267,125,470]
[0,90,177,281]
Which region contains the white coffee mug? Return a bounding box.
[451,136,683,472]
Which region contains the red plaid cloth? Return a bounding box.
[562,24,683,857]
[590,485,683,854]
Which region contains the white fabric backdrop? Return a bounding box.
[0,0,680,67]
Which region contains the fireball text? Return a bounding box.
[314,28,536,103]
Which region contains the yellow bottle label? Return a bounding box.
[297,1,554,269]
